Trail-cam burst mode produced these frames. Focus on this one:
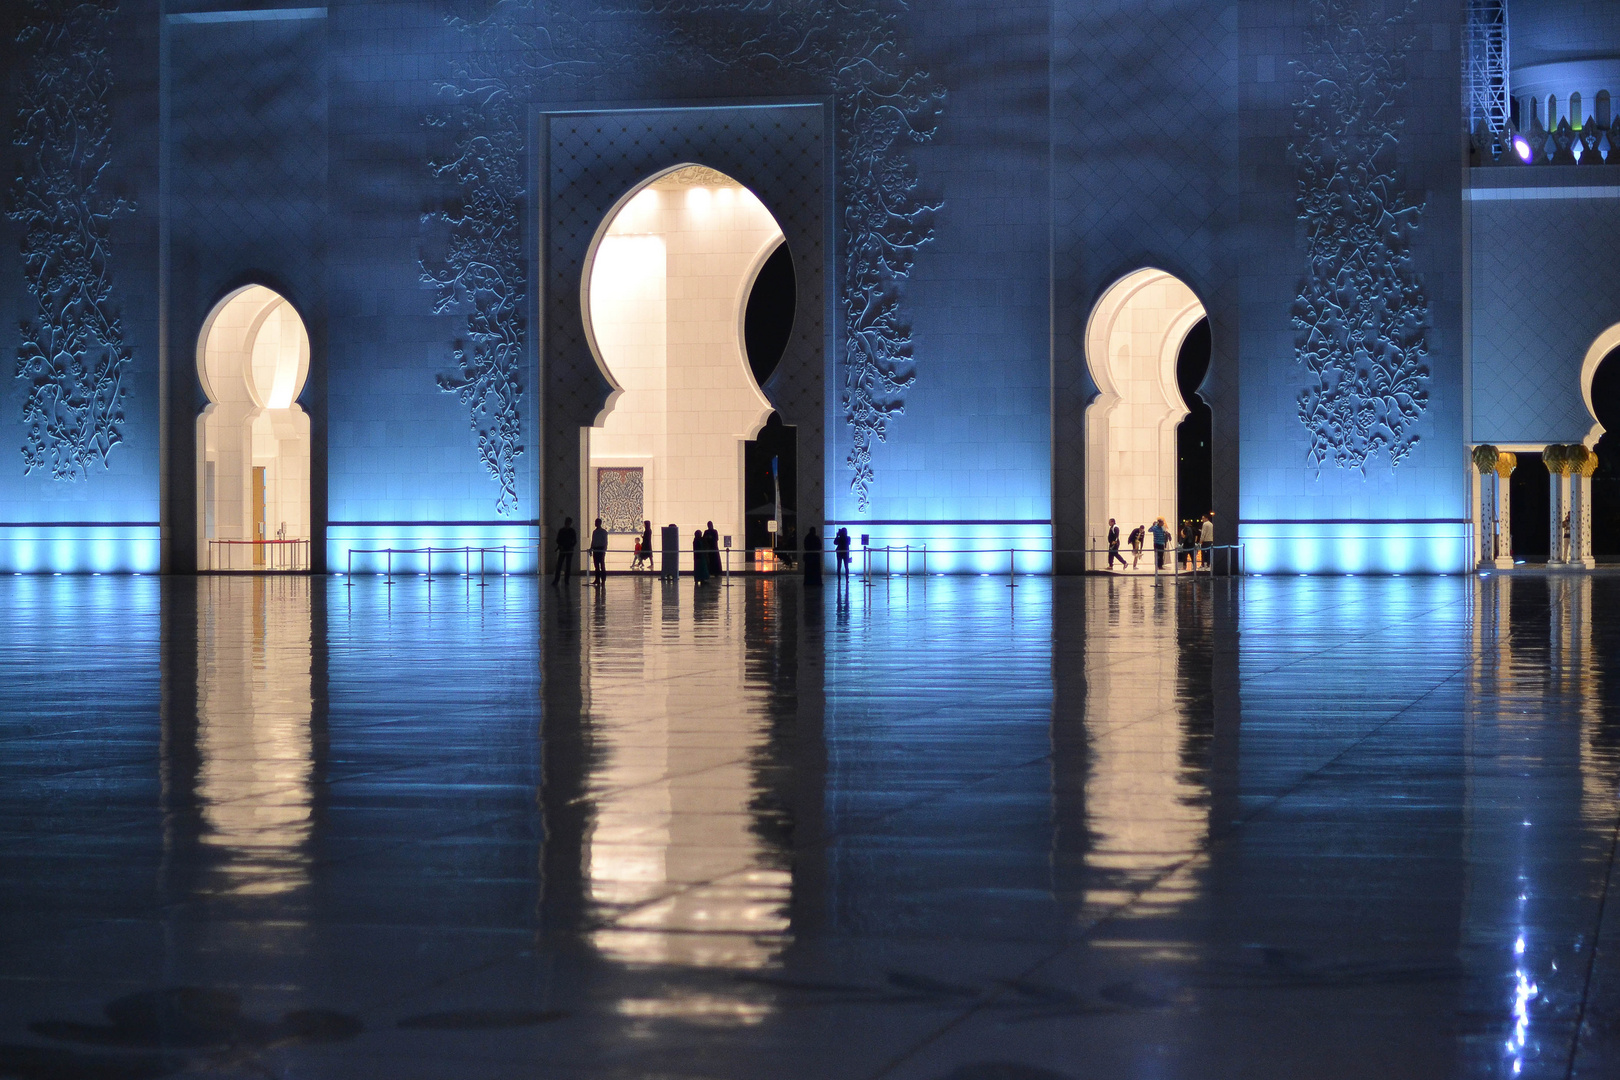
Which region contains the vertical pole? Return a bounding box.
[386,549,392,585]
[1008,547,1016,588]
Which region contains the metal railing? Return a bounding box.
[345,545,510,586]
[834,544,1246,587]
[535,543,1247,584]
[207,538,311,572]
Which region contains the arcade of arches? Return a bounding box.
[1473,328,1620,568]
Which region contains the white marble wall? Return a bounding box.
[586,168,782,556]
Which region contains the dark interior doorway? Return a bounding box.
[745,414,797,557]
[745,242,795,388]
[1590,345,1620,562]
[743,243,798,560]
[1176,318,1213,525]
[1509,451,1550,563]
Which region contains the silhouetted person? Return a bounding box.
[1149,517,1170,570]
[589,517,608,586]
[704,521,721,576]
[1107,517,1126,570]
[693,529,710,585]
[641,520,653,571]
[551,517,577,586]
[803,527,822,586]
[1200,512,1215,568]
[1128,524,1145,568]
[834,527,852,579]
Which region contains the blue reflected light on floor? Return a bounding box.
[1,573,1618,1078]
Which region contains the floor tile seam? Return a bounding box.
[590,755,1062,932]
[1234,614,1475,687]
[1563,796,1620,1079]
[866,656,1479,1079]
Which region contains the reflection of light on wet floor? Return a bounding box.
[1081,577,1207,918]
[582,581,790,977]
[615,993,772,1026]
[196,576,313,897]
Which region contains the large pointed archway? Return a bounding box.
[195,285,312,571]
[1083,269,1209,569]
[579,165,789,569]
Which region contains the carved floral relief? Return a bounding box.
[7,0,133,481]
[421,0,942,515]
[1290,0,1429,472]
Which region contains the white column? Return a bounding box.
[1572,472,1596,569]
[1493,468,1514,570]
[1548,468,1570,566]
[1474,466,1492,570]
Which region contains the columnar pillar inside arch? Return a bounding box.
[1493,461,1515,570]
[1572,469,1596,568]
[1549,461,1571,566]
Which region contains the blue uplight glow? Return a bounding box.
[817,521,1053,575]
[328,524,540,575]
[1238,521,1470,574]
[0,527,161,574]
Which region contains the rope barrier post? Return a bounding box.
[502,545,509,577]
[386,549,392,586]
[479,547,488,587]
[1008,546,1017,588]
[346,548,352,585]
[923,545,927,576]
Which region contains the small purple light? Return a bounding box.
[1514,137,1532,162]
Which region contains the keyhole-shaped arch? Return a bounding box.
[195,285,312,570]
[1084,269,1208,563]
[578,164,787,552]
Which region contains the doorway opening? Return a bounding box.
[1084,269,1209,570]
[1176,318,1213,526]
[581,165,791,569]
[196,285,311,571]
[1587,337,1620,562]
[1508,450,1551,563]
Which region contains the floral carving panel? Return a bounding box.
[7,0,133,481]
[1290,0,1429,472]
[421,0,943,515]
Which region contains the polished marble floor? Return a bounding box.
[1,572,1618,1078]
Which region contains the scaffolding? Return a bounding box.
[1466,0,1510,134]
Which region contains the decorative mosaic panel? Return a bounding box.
[596,468,643,535]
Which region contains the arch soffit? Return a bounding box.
[580,162,785,431]
[1580,320,1620,447]
[1083,268,1206,408]
[196,284,311,409]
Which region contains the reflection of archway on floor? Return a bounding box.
[1584,324,1620,561]
[196,285,311,571]
[580,165,787,560]
[1084,269,1208,566]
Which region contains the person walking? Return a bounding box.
[551,516,577,586]
[703,521,721,577]
[1128,524,1145,568]
[1199,512,1215,568]
[693,529,710,585]
[834,527,852,580]
[1148,517,1171,571]
[1107,518,1126,570]
[589,517,609,586]
[803,527,823,586]
[641,520,653,572]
